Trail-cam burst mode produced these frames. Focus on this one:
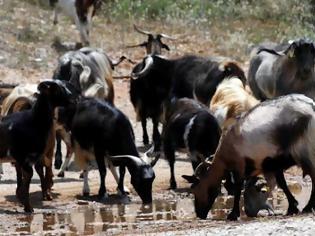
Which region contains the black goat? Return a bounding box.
[0,80,75,212]
[130,55,245,149]
[60,98,155,204]
[151,98,221,189]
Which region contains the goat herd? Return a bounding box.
[0,0,315,225]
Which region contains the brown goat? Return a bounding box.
[191,94,315,220]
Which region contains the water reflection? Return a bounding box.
[13,182,310,234]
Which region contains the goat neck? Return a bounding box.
[32,93,55,130]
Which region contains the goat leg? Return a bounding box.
[301,160,315,213]
[152,117,161,152]
[117,166,128,195]
[53,8,58,25]
[54,133,63,169]
[227,175,243,221]
[275,171,299,215]
[95,152,108,199]
[15,163,23,201]
[20,165,34,213]
[141,117,149,145]
[35,162,49,201]
[165,144,177,189]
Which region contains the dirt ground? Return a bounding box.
[1,1,315,235]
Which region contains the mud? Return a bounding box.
[0,166,312,235]
[1,0,315,235]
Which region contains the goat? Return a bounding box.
[0,84,72,201]
[248,38,315,101]
[59,97,155,203]
[52,47,114,170]
[53,47,114,102]
[50,0,102,45]
[150,98,221,190]
[189,94,315,220]
[0,80,75,212]
[130,54,245,148]
[210,77,259,130]
[127,24,174,55]
[184,160,274,217]
[127,25,174,147]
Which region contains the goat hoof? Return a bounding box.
[79,172,84,179]
[24,206,34,213]
[57,172,64,178]
[302,205,313,213]
[287,205,299,215]
[227,212,239,221]
[83,192,90,197]
[16,189,23,201]
[169,182,177,190]
[43,193,53,201]
[54,159,62,170]
[117,188,130,196]
[98,193,108,200]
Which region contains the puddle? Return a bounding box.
[7,181,312,235]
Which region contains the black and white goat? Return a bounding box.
[52,47,114,170]
[150,98,221,189]
[0,80,75,212]
[50,0,102,45]
[59,98,155,203]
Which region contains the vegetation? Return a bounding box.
[24,0,315,43]
[16,0,315,62]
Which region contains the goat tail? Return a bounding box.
[220,61,247,87]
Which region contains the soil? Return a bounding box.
[0,1,315,235]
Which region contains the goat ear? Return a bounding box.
[162,43,170,51]
[285,42,297,58]
[182,175,199,184]
[38,81,52,94]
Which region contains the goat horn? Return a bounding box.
[143,145,162,166]
[133,24,153,36]
[158,33,176,40]
[111,56,136,68]
[125,42,147,49]
[109,155,146,166]
[131,56,154,79]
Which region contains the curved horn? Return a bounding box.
[125,42,148,49]
[111,56,136,69]
[109,155,146,166]
[131,56,154,79]
[78,66,91,84]
[158,33,176,40]
[194,160,212,177]
[134,24,153,36]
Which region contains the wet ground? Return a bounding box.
[0,110,314,236]
[1,1,315,235]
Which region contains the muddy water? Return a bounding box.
[9,182,311,235]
